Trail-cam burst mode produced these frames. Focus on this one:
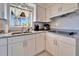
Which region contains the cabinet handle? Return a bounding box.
[53,40,56,45]
[54,40,57,46]
[55,40,57,46]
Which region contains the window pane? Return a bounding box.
[9,5,33,32]
[10,7,16,26]
[18,18,28,27]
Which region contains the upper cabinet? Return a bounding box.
[50,4,61,18]
[46,7,51,22]
[62,3,78,12]
[0,38,7,56]
[36,5,46,22]
[36,3,78,22]
[36,5,51,22]
[50,3,78,18]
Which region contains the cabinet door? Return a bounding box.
[58,41,75,56]
[62,3,78,11]
[0,46,7,56]
[46,7,51,22]
[36,6,45,22]
[50,4,61,17]
[61,3,78,14]
[46,32,59,56]
[0,38,7,56]
[36,33,45,54]
[50,5,58,17]
[46,38,56,55]
[23,39,35,56]
[8,42,24,56]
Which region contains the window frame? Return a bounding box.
[9,4,33,32]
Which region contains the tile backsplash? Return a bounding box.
[50,12,79,30]
[33,22,50,30]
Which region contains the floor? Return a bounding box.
[37,51,52,56]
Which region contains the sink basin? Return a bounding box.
[23,31,32,33]
[11,32,22,35]
[11,31,32,35]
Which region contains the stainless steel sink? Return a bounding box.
[11,31,32,35]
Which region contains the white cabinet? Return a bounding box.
[46,32,58,55]
[49,3,78,18]
[46,36,55,55]
[0,45,7,56]
[8,36,24,56]
[23,33,45,56]
[8,35,36,56]
[23,35,35,56]
[46,7,51,22]
[0,38,7,56]
[50,4,61,18]
[8,42,24,56]
[35,33,45,54]
[36,5,45,22]
[46,32,76,56]
[62,3,78,13]
[58,40,75,56]
[8,33,46,56]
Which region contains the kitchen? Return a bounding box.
[0,3,79,56]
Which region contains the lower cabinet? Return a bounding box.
[23,39,35,56]
[23,33,45,56]
[0,45,7,56]
[35,33,45,54]
[46,33,58,55]
[46,38,55,55]
[8,36,25,56]
[0,38,7,56]
[46,32,75,56]
[8,42,24,56]
[58,41,75,56]
[8,32,45,56]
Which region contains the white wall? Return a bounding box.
[51,13,79,30]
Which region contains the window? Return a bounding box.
[9,5,33,32]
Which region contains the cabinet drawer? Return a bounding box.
[8,36,24,44]
[8,35,35,44]
[22,35,34,40]
[46,32,75,46]
[58,40,75,56]
[36,33,45,38]
[0,38,7,46]
[58,37,75,46]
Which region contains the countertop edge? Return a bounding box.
[0,31,46,38]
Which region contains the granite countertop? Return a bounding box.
[48,31,79,39]
[0,31,46,38]
[0,30,79,39]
